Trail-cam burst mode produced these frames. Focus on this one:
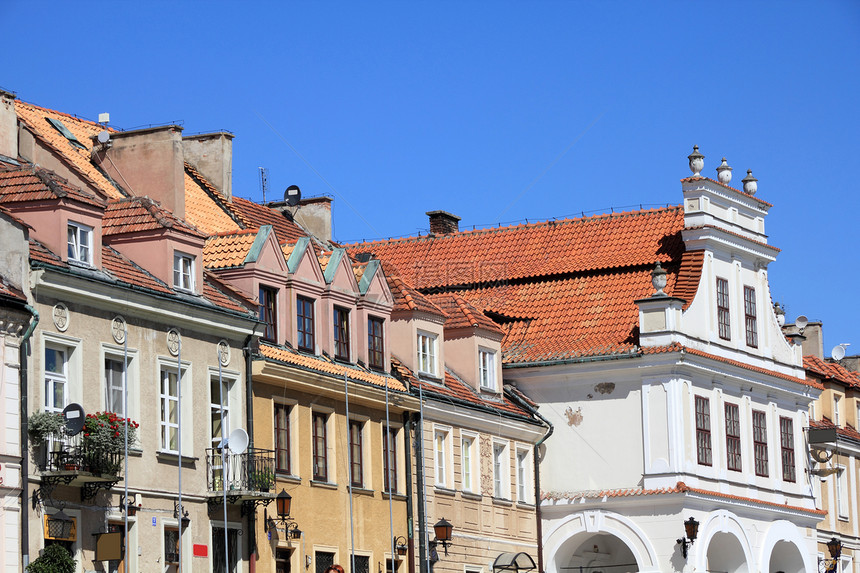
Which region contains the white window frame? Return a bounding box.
[44,346,68,415]
[836,465,849,519]
[101,344,139,422]
[516,446,531,503]
[834,394,841,426]
[173,251,195,292]
[67,221,92,265]
[158,359,191,454]
[434,426,451,488]
[461,432,478,493]
[209,369,240,449]
[492,440,510,499]
[478,348,497,391]
[417,331,438,377]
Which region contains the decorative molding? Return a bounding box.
[52,303,69,331]
[111,316,127,344]
[167,329,181,356]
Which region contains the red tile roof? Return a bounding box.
[101,245,172,294]
[203,229,260,269]
[426,293,504,335]
[230,196,308,245]
[810,418,860,443]
[103,197,206,238]
[390,357,532,419]
[0,274,26,302]
[184,165,244,235]
[349,207,695,364]
[543,480,824,516]
[386,274,445,316]
[0,165,107,209]
[805,355,860,388]
[14,100,122,199]
[259,342,406,391]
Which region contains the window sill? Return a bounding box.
[419,374,444,384]
[434,486,456,496]
[492,497,513,507]
[156,451,198,464]
[461,491,482,501]
[383,492,407,501]
[276,474,302,484]
[310,480,338,490]
[516,501,535,509]
[349,486,375,496]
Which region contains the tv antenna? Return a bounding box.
[259,167,269,203]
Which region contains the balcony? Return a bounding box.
[35,434,124,501]
[205,447,276,514]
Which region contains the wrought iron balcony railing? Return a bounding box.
[37,434,124,477]
[205,447,276,494]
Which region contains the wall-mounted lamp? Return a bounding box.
[819,537,842,572]
[429,518,454,556]
[393,536,408,557]
[174,501,190,529]
[676,516,698,559]
[267,489,302,539]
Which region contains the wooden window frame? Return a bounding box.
[695,396,712,466]
[312,412,328,482]
[334,306,350,361]
[383,425,397,493]
[744,286,758,348]
[780,416,796,482]
[259,286,278,342]
[349,420,363,488]
[716,277,731,340]
[367,316,385,371]
[725,402,742,471]
[752,409,768,477]
[274,404,291,475]
[297,296,315,353]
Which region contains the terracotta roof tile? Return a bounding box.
[0,165,107,209]
[426,293,504,335]
[28,239,66,267]
[230,196,307,244]
[386,274,445,316]
[103,197,206,238]
[672,250,704,309]
[805,355,860,388]
[0,203,32,229]
[0,273,26,302]
[543,480,823,515]
[184,167,243,235]
[259,342,406,391]
[101,245,172,294]
[202,272,257,314]
[13,100,123,199]
[203,230,260,269]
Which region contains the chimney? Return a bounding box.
[0,90,17,160]
[93,125,186,218]
[269,195,333,242]
[182,132,234,200]
[426,210,460,235]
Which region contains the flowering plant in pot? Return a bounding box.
[82,412,139,475]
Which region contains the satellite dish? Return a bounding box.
[97,130,111,144]
[62,403,85,436]
[832,345,846,361]
[284,185,301,206]
[795,315,808,332]
[227,428,249,455]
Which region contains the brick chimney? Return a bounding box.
[427,210,460,235]
[0,90,17,160]
[93,125,186,218]
[182,132,233,200]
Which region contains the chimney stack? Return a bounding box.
[426,210,460,235]
[0,90,17,160]
[182,132,234,201]
[94,125,186,218]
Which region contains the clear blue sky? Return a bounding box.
[4,1,858,356]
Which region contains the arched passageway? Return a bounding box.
[767,540,805,573]
[557,532,639,573]
[705,532,748,573]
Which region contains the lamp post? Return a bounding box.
[676,516,699,559]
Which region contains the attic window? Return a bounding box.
[45,117,87,150]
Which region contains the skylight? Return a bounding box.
[45,117,87,150]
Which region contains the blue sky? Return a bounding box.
[3,1,858,355]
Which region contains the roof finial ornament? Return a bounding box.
[741,169,758,195]
[716,157,733,184]
[687,145,704,177]
[773,302,786,327]
[651,261,668,297]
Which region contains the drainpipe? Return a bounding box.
[19,304,39,570]
[505,386,553,573]
[413,412,428,573]
[244,334,257,572]
[402,412,415,573]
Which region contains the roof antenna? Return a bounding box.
[259,167,269,203]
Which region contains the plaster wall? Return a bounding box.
[442,332,502,393]
[106,232,204,294]
[8,202,104,268]
[182,133,233,200]
[389,316,445,379]
[0,92,16,159]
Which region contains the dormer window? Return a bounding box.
[333,306,350,361]
[67,222,92,265]
[368,316,385,371]
[417,331,438,377]
[296,296,315,353]
[479,348,497,391]
[173,251,195,291]
[259,286,278,342]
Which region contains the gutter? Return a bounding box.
[505,385,553,573]
[501,351,640,369]
[19,304,39,569]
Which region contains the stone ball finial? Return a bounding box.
[716,157,733,184]
[742,169,758,195]
[651,261,668,297]
[687,145,705,177]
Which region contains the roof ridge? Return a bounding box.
[15,99,105,129]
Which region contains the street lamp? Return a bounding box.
[394,536,408,557]
[430,518,453,556]
[676,516,699,559]
[268,489,302,539]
